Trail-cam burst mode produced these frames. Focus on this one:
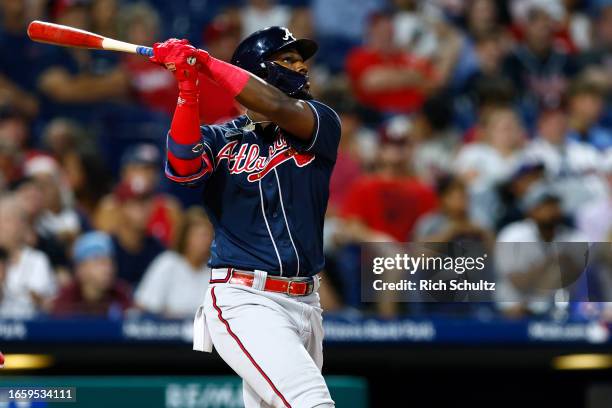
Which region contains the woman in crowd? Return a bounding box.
[134,207,213,318]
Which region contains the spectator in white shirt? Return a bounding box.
[135,207,213,318]
[522,108,608,213]
[454,106,525,227]
[0,195,57,318]
[495,183,588,318]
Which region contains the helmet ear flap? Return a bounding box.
[256,62,269,78]
[261,61,312,100]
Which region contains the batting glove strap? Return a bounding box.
[167,132,204,160]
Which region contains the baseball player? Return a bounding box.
[150,27,340,408]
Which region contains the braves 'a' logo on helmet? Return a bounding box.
[281,28,296,41]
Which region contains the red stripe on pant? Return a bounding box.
[210,286,292,408]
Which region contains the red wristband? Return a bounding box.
[196,50,250,97]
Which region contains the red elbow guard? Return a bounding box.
[168,86,203,176]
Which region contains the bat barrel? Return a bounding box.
[27,20,104,49]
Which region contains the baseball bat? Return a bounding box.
[27,20,153,57]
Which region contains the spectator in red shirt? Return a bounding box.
[340,116,438,242]
[119,3,178,115]
[198,17,243,124]
[345,12,439,114]
[52,231,132,317]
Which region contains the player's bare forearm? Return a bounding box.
[236,75,315,141]
[191,46,316,140]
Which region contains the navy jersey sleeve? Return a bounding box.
[284,100,342,162]
[164,125,223,186]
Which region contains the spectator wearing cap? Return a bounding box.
[135,207,212,318]
[503,0,577,111]
[494,160,546,230]
[339,116,438,242]
[498,182,583,242]
[454,106,525,227]
[118,2,178,116]
[95,144,182,247]
[495,182,588,318]
[109,180,165,286]
[346,12,440,114]
[565,78,612,151]
[522,107,608,213]
[52,232,132,317]
[198,15,243,124]
[0,195,56,319]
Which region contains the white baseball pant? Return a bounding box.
[193,269,335,408]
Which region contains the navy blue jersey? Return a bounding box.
[166,100,341,277]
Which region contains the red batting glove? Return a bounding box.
[150,38,199,95]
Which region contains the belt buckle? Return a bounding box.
[286,280,312,297]
[286,281,297,296]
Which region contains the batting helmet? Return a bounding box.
[231,26,318,100]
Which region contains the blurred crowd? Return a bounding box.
[0,0,611,321]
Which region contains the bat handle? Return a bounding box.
[136,46,153,57]
[136,45,195,66]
